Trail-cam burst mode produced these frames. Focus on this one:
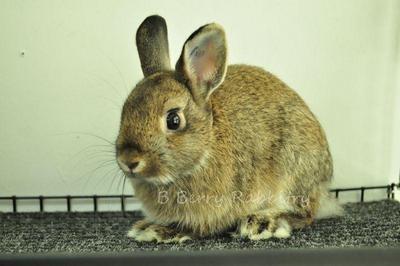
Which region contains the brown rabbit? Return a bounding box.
[116,15,342,243]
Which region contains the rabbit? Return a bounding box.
[115,15,342,243]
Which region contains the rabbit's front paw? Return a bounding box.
[127,220,191,243]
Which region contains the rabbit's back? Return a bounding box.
[211,64,332,199]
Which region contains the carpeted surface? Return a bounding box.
[0,200,399,254]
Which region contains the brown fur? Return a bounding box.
[116,16,334,242]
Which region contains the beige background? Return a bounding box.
[0,0,399,210]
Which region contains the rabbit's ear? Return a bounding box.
[136,15,171,77]
[176,24,227,103]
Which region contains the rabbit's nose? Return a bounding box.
[127,161,139,171]
[117,158,144,173]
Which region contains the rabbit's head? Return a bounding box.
[116,15,227,184]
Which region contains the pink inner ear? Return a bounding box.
[193,42,217,84]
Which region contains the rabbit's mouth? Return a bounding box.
[145,175,175,185]
[126,172,176,185]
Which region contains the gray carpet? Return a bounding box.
[0,200,399,254]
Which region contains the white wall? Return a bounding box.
[0,0,399,209]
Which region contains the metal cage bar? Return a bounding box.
[0,183,398,213]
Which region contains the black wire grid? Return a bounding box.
[0,183,398,214]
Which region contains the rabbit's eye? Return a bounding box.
[166,111,181,130]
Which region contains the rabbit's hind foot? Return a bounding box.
[232,214,292,240]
